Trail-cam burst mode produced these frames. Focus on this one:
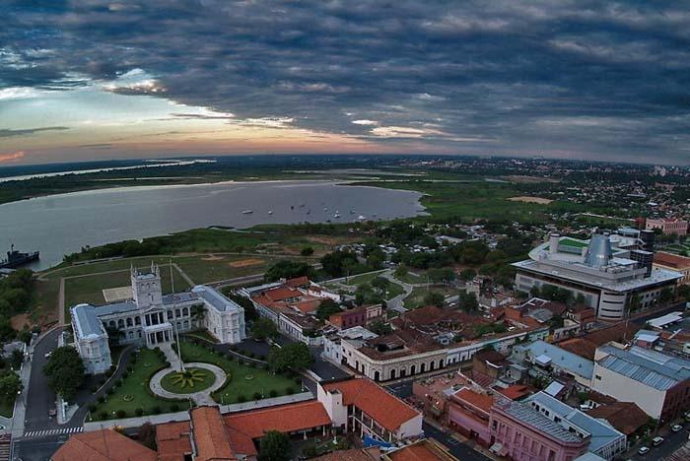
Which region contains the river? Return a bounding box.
[0,180,425,269]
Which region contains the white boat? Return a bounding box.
[268,211,273,215]
[241,210,253,214]
[334,211,341,218]
[358,215,366,220]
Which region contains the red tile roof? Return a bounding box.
[587,402,649,435]
[452,388,494,413]
[386,439,457,461]
[52,429,158,461]
[156,421,192,461]
[286,276,310,288]
[654,251,690,270]
[322,379,420,432]
[496,384,534,401]
[192,406,237,461]
[313,447,381,460]
[223,400,331,454]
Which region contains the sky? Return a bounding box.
[2,1,690,166]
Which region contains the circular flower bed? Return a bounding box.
[160,367,216,394]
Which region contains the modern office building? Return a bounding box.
[513,233,682,321]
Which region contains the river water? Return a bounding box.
[0,180,425,269]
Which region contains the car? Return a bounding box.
[638,446,650,455]
[652,436,664,446]
[672,424,683,432]
[44,351,52,359]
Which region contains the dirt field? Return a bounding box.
[201,255,225,261]
[229,258,264,268]
[507,196,553,204]
[11,313,31,330]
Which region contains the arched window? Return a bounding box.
[126,318,133,327]
[420,363,425,373]
[410,365,416,375]
[430,361,435,371]
[117,319,125,328]
[438,359,444,368]
[135,317,141,325]
[182,307,189,317]
[175,309,181,318]
[390,369,396,380]
[109,320,116,328]
[167,311,173,320]
[374,371,380,381]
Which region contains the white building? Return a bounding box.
[591,343,690,422]
[317,378,423,443]
[525,392,627,461]
[71,264,245,374]
[513,233,682,321]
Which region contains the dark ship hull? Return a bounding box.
[0,248,40,269]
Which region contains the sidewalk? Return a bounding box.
[83,391,314,431]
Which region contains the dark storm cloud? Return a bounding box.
[0,126,69,138]
[3,0,690,163]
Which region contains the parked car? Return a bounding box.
[638,446,650,455]
[671,424,683,432]
[44,351,52,359]
[652,436,664,446]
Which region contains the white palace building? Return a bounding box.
[71,263,246,374]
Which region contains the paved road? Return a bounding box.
[626,424,690,461]
[422,422,493,461]
[13,435,69,461]
[24,329,61,434]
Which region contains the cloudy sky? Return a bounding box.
[2,0,690,166]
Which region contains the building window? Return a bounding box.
[595,375,602,380]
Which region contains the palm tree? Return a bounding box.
[191,304,206,329]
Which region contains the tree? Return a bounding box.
[252,318,278,342]
[428,268,456,284]
[459,268,477,282]
[320,250,360,278]
[268,343,313,373]
[224,291,258,321]
[137,422,157,450]
[458,292,479,312]
[394,264,409,278]
[300,246,314,256]
[258,430,291,461]
[424,291,445,307]
[658,287,674,305]
[10,349,23,369]
[368,319,392,335]
[316,299,342,320]
[264,260,313,282]
[0,371,22,406]
[43,346,85,401]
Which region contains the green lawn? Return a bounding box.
[384,281,404,300]
[175,255,276,284]
[342,271,385,286]
[179,341,298,404]
[64,264,190,316]
[160,368,215,394]
[393,271,425,285]
[403,286,456,309]
[88,348,183,421]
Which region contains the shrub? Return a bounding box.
[115,409,126,418]
[88,404,97,412]
[286,387,295,395]
[253,392,262,400]
[294,378,301,385]
[99,411,109,420]
[106,388,114,396]
[98,396,106,403]
[135,408,144,416]
[171,404,180,412]
[105,369,114,378]
[152,406,161,414]
[269,390,278,398]
[237,395,247,403]
[247,362,255,368]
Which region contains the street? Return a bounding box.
[23,329,61,435]
[422,422,493,461]
[626,424,690,461]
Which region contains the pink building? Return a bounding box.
[489,400,588,461]
[447,388,494,447]
[645,218,688,236]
